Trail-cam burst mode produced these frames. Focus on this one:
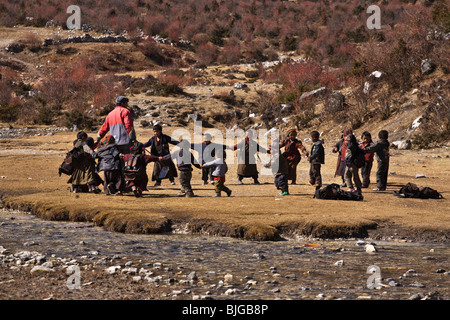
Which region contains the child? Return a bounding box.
[95,134,124,196]
[143,124,179,186]
[343,129,362,195]
[190,133,229,185]
[122,141,162,197]
[308,131,325,189]
[363,130,390,191]
[68,131,103,193]
[332,131,346,187]
[232,130,269,185]
[164,139,202,198]
[279,128,309,185]
[359,131,374,188]
[264,142,289,196]
[202,151,232,197]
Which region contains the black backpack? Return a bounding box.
[314,183,364,201]
[58,147,83,176]
[123,154,144,181]
[394,183,443,199]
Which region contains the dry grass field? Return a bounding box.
[1,126,449,242]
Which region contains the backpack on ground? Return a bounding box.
[58,147,83,176]
[394,183,443,199]
[123,154,144,181]
[314,183,363,201]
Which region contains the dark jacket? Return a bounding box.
[364,139,390,162]
[344,138,359,166]
[144,134,179,156]
[95,143,121,171]
[310,140,325,164]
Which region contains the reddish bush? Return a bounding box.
[195,42,218,65]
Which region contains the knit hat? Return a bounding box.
[100,134,115,146]
[287,128,297,135]
[116,96,129,105]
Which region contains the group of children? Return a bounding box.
[265,128,390,197]
[65,125,390,199]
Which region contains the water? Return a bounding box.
[1,209,449,300]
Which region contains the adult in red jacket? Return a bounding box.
[97,96,136,154]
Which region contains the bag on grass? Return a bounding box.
[314,183,363,201]
[394,183,443,199]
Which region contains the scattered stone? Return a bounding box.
[187,271,198,282]
[121,267,138,275]
[300,87,328,100]
[30,266,54,274]
[409,281,425,288]
[105,266,121,275]
[334,260,344,266]
[365,244,377,254]
[421,59,436,75]
[409,293,424,300]
[391,140,411,150]
[225,288,238,295]
[224,273,233,283]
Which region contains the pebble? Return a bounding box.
[334,260,344,266]
[365,244,377,254]
[30,266,54,274]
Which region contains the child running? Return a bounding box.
[202,151,232,197]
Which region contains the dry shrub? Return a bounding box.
[135,38,171,66]
[244,224,279,241]
[195,42,218,65]
[22,33,42,52]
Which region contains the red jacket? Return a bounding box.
[360,142,374,162]
[97,106,135,146]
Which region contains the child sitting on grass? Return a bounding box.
[202,151,232,197]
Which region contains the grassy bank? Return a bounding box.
[1,128,449,242]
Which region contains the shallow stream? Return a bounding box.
[1,209,448,300]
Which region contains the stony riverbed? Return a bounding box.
[0,209,449,301]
